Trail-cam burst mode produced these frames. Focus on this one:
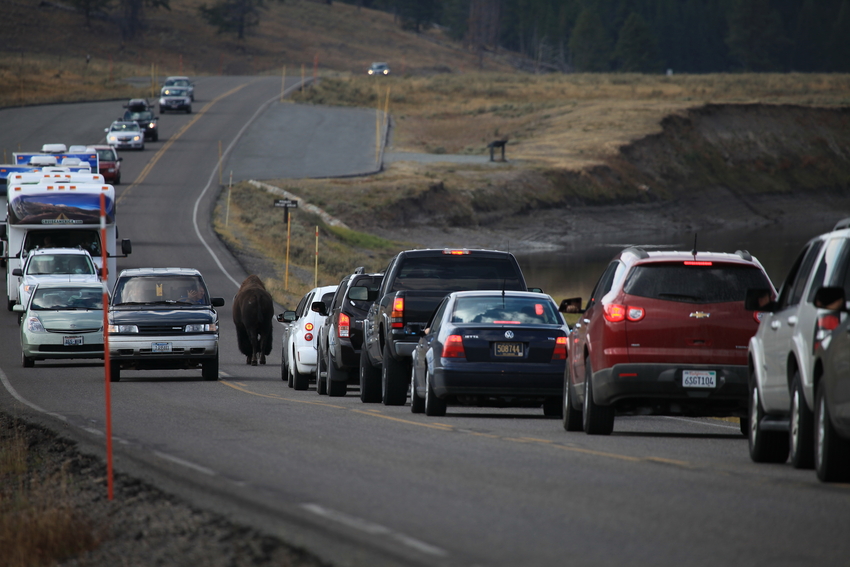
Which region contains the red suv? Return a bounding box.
[91,145,122,185]
[562,247,775,435]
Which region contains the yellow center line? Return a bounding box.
[350,409,454,431]
[218,380,345,408]
[117,81,251,204]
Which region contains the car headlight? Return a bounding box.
[159,98,166,105]
[149,122,155,128]
[25,317,45,333]
[185,323,217,332]
[108,324,138,333]
[383,70,389,74]
[107,135,118,142]
[368,70,374,75]
[23,284,34,293]
[133,135,141,141]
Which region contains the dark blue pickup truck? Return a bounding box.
[360,249,529,405]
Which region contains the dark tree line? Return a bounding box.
[340,0,850,72]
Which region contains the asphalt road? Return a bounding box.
[1,77,849,567]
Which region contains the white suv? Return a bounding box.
[13,248,100,309]
[746,219,850,467]
[278,285,338,390]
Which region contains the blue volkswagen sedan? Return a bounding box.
[410,290,569,417]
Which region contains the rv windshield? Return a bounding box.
[23,230,102,256]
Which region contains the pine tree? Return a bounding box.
[569,8,612,71]
[614,12,661,72]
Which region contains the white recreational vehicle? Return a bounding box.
[1,173,131,310]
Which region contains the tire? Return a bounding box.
[563,365,583,431]
[316,343,327,395]
[153,133,159,142]
[739,416,749,437]
[410,363,424,414]
[424,369,446,417]
[280,347,288,382]
[543,397,562,417]
[291,353,309,391]
[748,375,789,463]
[582,359,614,435]
[360,347,382,403]
[789,373,815,469]
[381,342,409,406]
[114,175,121,185]
[7,298,15,312]
[815,382,850,482]
[109,364,121,383]
[326,350,347,397]
[21,351,34,368]
[202,355,219,381]
[186,106,192,114]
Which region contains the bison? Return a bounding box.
[232,275,274,366]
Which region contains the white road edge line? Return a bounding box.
[153,450,217,476]
[193,78,311,290]
[659,416,740,429]
[301,503,448,557]
[0,365,68,422]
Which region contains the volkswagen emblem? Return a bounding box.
[504,330,514,339]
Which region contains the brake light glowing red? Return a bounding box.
[684,261,713,266]
[338,313,350,338]
[552,336,567,360]
[442,335,466,358]
[819,314,840,332]
[442,249,469,255]
[493,320,521,324]
[604,304,645,322]
[535,304,544,316]
[391,297,404,328]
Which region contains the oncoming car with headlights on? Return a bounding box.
[410,291,569,417]
[104,121,144,150]
[14,282,107,367]
[107,268,225,382]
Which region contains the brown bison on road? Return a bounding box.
[232,275,274,365]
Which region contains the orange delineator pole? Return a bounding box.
[100,193,114,501]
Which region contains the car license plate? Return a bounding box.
[494,342,523,357]
[152,342,172,353]
[63,336,83,346]
[683,370,716,388]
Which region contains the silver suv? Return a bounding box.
[746,219,850,466]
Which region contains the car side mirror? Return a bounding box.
[118,157,124,161]
[121,239,132,255]
[211,297,225,307]
[104,128,109,133]
[744,288,777,312]
[310,301,328,316]
[12,268,22,277]
[559,297,584,313]
[528,287,544,293]
[12,304,24,312]
[814,287,846,311]
[277,311,297,323]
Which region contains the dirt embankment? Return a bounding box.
[353,104,850,251]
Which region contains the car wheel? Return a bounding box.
[410,363,424,414]
[424,369,446,417]
[153,133,159,142]
[583,359,614,435]
[543,397,561,418]
[327,350,347,397]
[109,364,121,383]
[563,365,583,431]
[381,342,408,406]
[202,355,219,381]
[114,175,121,185]
[186,106,192,114]
[316,344,327,395]
[815,382,850,482]
[21,351,34,368]
[789,372,815,469]
[360,347,382,403]
[748,375,789,463]
[292,353,309,391]
[7,298,15,312]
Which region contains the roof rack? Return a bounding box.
[735,249,753,262]
[833,218,850,231]
[622,247,649,259]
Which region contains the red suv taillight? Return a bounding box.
[391,297,404,328]
[338,313,350,338]
[552,336,567,360]
[603,304,645,322]
[442,335,466,358]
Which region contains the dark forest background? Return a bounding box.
[340,0,850,72]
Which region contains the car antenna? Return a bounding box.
[691,234,698,258]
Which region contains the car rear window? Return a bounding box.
[451,296,561,325]
[391,256,523,292]
[623,263,772,304]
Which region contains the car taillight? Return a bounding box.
[753,311,767,324]
[603,304,645,322]
[442,335,466,358]
[442,249,469,255]
[338,313,350,338]
[305,323,314,331]
[684,261,713,266]
[552,336,567,360]
[391,297,404,328]
[304,332,313,342]
[814,314,841,353]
